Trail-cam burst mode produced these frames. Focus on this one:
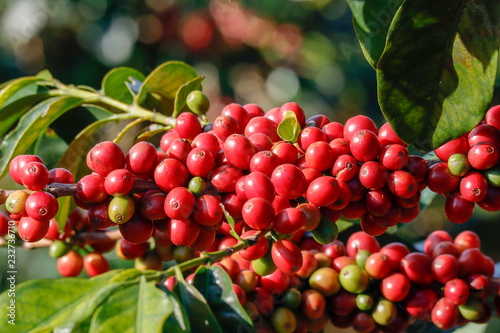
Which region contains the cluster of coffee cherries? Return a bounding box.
[161,230,495,333]
[431,105,500,222]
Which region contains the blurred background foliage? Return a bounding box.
[0,0,500,291]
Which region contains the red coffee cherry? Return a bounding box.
[478,185,500,212]
[444,191,475,224]
[273,208,307,234]
[167,217,199,247]
[138,190,167,221]
[364,252,393,279]
[329,138,351,157]
[164,187,195,220]
[322,121,343,141]
[87,141,125,176]
[378,144,409,171]
[126,141,157,176]
[296,203,321,232]
[431,241,459,258]
[244,172,275,202]
[190,227,216,251]
[322,240,346,260]
[486,105,500,129]
[350,130,381,162]
[244,103,265,118]
[358,161,388,190]
[331,154,358,182]
[381,272,411,302]
[88,198,113,230]
[468,123,500,147]
[186,147,214,178]
[223,134,256,170]
[405,287,439,319]
[221,193,245,220]
[211,165,244,193]
[459,248,485,276]
[278,102,306,127]
[18,216,49,242]
[154,158,189,192]
[48,168,74,184]
[57,251,84,277]
[271,164,307,200]
[25,191,58,222]
[116,239,149,260]
[192,194,223,227]
[16,155,43,183]
[84,252,110,277]
[298,127,328,151]
[380,242,410,272]
[444,278,470,305]
[175,112,202,141]
[468,142,499,170]
[248,133,273,152]
[365,189,391,217]
[431,254,460,283]
[76,174,108,203]
[404,155,428,181]
[435,136,468,162]
[167,138,192,164]
[466,273,491,299]
[388,170,418,199]
[306,176,340,207]
[424,230,453,255]
[222,103,251,129]
[454,230,481,254]
[192,132,220,159]
[344,115,378,141]
[260,269,290,295]
[360,214,387,236]
[213,115,241,141]
[400,253,434,285]
[104,169,134,196]
[328,180,351,210]
[295,250,318,278]
[346,231,380,259]
[239,230,269,261]
[9,155,24,184]
[250,151,280,177]
[431,297,459,330]
[305,141,335,172]
[118,214,154,244]
[160,131,180,153]
[378,122,407,147]
[272,240,303,273]
[301,289,326,320]
[242,197,275,230]
[426,163,460,194]
[244,116,279,142]
[21,161,49,191]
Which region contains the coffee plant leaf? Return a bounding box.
[101,67,146,104]
[277,111,301,143]
[377,0,499,152]
[34,128,68,170]
[173,76,205,117]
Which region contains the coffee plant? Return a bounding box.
[0,1,499,332]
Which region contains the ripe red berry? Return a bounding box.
[344,115,378,141]
[223,134,256,170]
[346,231,380,259]
[459,172,488,202]
[18,216,49,242]
[87,141,125,176]
[297,127,327,151]
[365,252,393,279]
[404,155,428,181]
[388,170,418,199]
[25,191,58,222]
[160,131,180,152]
[468,123,500,147]
[432,254,460,283]
[248,133,273,152]
[126,141,157,175]
[365,189,391,217]
[378,122,407,147]
[192,194,223,227]
[272,240,303,273]
[459,248,485,276]
[76,174,107,203]
[116,239,149,260]
[305,141,335,172]
[400,253,434,285]
[213,115,241,141]
[222,103,251,129]
[431,298,459,330]
[426,163,460,194]
[359,161,388,190]
[486,105,500,130]
[244,103,265,118]
[9,155,24,184]
[211,165,244,193]
[468,142,499,170]
[331,154,358,182]
[164,187,195,220]
[118,214,154,244]
[175,112,202,141]
[186,147,214,178]
[273,208,307,235]
[454,230,481,254]
[57,251,83,277]
[380,242,410,272]
[478,185,500,212]
[167,217,200,247]
[191,132,220,159]
[242,197,275,230]
[350,130,381,162]
[306,176,340,207]
[154,158,189,192]
[88,199,114,230]
[444,191,475,224]
[16,155,43,183]
[434,136,468,162]
[378,144,409,171]
[328,180,351,210]
[380,272,411,302]
[322,121,343,141]
[104,169,134,196]
[444,278,470,305]
[405,287,439,320]
[240,230,269,261]
[278,102,306,127]
[84,252,110,277]
[271,164,307,199]
[244,172,275,202]
[21,162,49,191]
[0,212,10,237]
[249,151,280,177]
[244,116,279,142]
[48,168,74,184]
[167,138,192,164]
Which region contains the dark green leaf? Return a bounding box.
[34,128,68,169]
[102,67,146,104]
[159,285,190,333]
[0,96,84,178]
[347,0,404,67]
[192,265,254,333]
[277,111,301,143]
[377,0,499,151]
[173,76,205,117]
[0,279,127,333]
[137,276,174,332]
[173,273,222,333]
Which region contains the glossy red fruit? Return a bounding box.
[116,239,149,260]
[431,241,459,258]
[221,193,245,220]
[360,214,388,236]
[454,230,481,254]
[166,217,199,247]
[424,230,453,256]
[272,141,298,164]
[485,105,500,129]
[435,136,468,162]
[87,141,125,176]
[478,185,500,212]
[405,287,439,320]
[460,172,488,202]
[331,154,358,182]
[378,122,407,147]
[359,162,388,190]
[190,227,216,251]
[76,174,107,203]
[167,138,191,164]
[468,142,499,169]
[213,115,241,141]
[444,191,475,224]
[306,176,340,207]
[224,134,256,170]
[222,103,251,129]
[295,250,318,278]
[48,168,74,184]
[211,165,244,193]
[186,147,214,178]
[329,138,351,157]
[88,198,113,230]
[404,155,428,181]
[346,231,380,259]
[244,103,265,118]
[160,131,180,153]
[381,272,410,302]
[245,116,279,142]
[271,164,307,199]
[175,112,202,141]
[43,219,59,240]
[273,208,307,234]
[260,269,290,295]
[400,253,434,285]
[444,278,470,305]
[126,141,157,175]
[344,115,378,141]
[164,187,195,220]
[18,216,49,242]
[25,191,58,222]
[388,170,418,199]
[432,298,459,330]
[84,252,110,277]
[154,158,189,192]
[466,273,490,299]
[192,132,220,159]
[350,130,381,162]
[365,189,391,217]
[16,155,43,182]
[307,114,331,128]
[379,144,409,171]
[305,141,335,172]
[118,214,154,244]
[322,121,343,141]
[364,253,393,279]
[328,180,351,211]
[104,169,134,196]
[426,163,460,194]
[379,242,410,271]
[301,289,326,320]
[239,230,269,261]
[432,254,460,283]
[138,190,167,221]
[298,127,327,151]
[272,240,303,273]
[248,133,273,152]
[57,251,83,277]
[244,172,275,202]
[21,161,49,191]
[242,197,275,230]
[468,123,500,147]
[192,194,222,227]
[323,240,346,260]
[278,102,306,127]
[459,248,485,276]
[9,155,24,184]
[250,151,280,177]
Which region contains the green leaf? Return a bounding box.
[134,124,169,143]
[0,96,84,178]
[220,203,244,242]
[173,274,222,333]
[102,67,146,104]
[159,285,190,333]
[347,0,404,68]
[277,111,301,143]
[377,0,499,152]
[109,268,142,283]
[192,265,254,333]
[136,61,198,111]
[0,279,127,333]
[337,218,355,232]
[173,76,205,117]
[137,276,174,332]
[34,128,68,169]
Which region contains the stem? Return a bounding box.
[77,229,122,245]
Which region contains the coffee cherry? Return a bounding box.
[239,230,268,261]
[459,248,485,276]
[9,155,24,184]
[344,115,378,141]
[211,165,244,193]
[459,297,487,321]
[167,218,199,247]
[76,174,107,203]
[435,136,469,162]
[331,154,358,182]
[222,103,251,129]
[322,121,343,140]
[87,141,125,176]
[379,144,409,171]
[49,240,70,258]
[223,134,256,170]
[244,172,275,202]
[252,245,277,277]
[381,272,410,302]
[186,90,210,115]
[346,231,380,259]
[186,147,214,178]
[448,153,471,177]
[305,141,335,172]
[468,123,500,147]
[297,127,327,151]
[273,208,307,235]
[295,251,318,278]
[248,134,274,154]
[118,214,153,244]
[355,250,371,269]
[21,161,49,191]
[431,297,459,330]
[104,169,134,196]
[454,230,481,254]
[57,251,83,277]
[444,191,475,224]
[192,194,222,227]
[154,158,189,192]
[478,185,500,212]
[48,168,74,184]
[378,122,407,147]
[5,190,29,215]
[271,164,307,199]
[245,116,279,142]
[244,103,265,118]
[248,287,275,316]
[405,287,439,320]
[88,198,113,230]
[249,151,280,177]
[125,141,157,176]
[18,216,49,242]
[278,102,306,127]
[444,278,470,305]
[108,195,135,224]
[460,172,488,202]
[468,142,499,170]
[359,161,388,190]
[309,267,340,297]
[301,290,326,322]
[16,155,43,182]
[400,253,434,285]
[372,299,397,326]
[350,130,381,162]
[138,190,167,221]
[260,269,289,295]
[432,241,459,258]
[272,240,303,273]
[83,252,110,277]
[0,212,9,237]
[175,112,202,141]
[388,170,418,199]
[25,191,58,222]
[167,138,192,164]
[164,187,195,220]
[339,265,370,294]
[364,252,392,279]
[306,176,340,207]
[235,270,258,293]
[330,290,357,315]
[426,162,460,194]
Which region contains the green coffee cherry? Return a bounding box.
[311,215,339,245]
[188,176,206,196]
[252,244,277,276]
[49,240,71,258]
[5,190,29,214]
[448,153,471,177]
[458,297,485,321]
[339,264,370,294]
[186,90,210,115]
[271,307,297,333]
[282,288,302,310]
[483,165,500,187]
[355,249,371,269]
[356,293,375,311]
[372,299,397,326]
[108,195,135,224]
